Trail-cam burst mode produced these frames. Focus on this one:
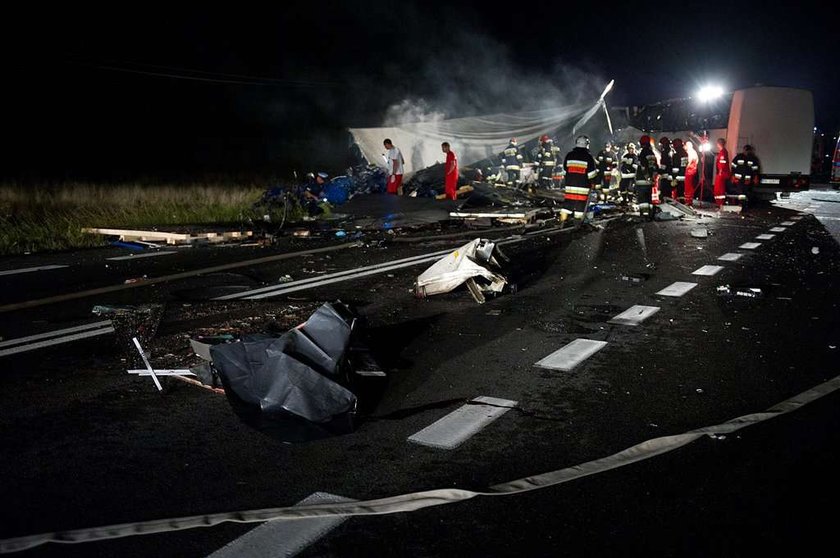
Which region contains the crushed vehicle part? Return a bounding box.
[210,303,379,441]
[658,198,698,220]
[414,238,509,302]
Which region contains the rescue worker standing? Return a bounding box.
[713,138,731,207]
[442,142,458,201]
[730,144,761,209]
[562,135,599,223]
[671,138,688,204]
[536,135,557,189]
[658,137,673,200]
[596,141,617,201]
[501,138,524,187]
[636,135,658,220]
[684,141,699,206]
[618,142,638,205]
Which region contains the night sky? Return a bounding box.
[4,2,837,181]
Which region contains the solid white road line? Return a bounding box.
[780,221,795,225]
[106,252,178,261]
[656,281,698,297]
[0,320,113,349]
[692,265,724,276]
[739,242,762,250]
[206,492,354,558]
[608,305,660,326]
[718,253,744,262]
[408,396,517,450]
[756,234,775,240]
[0,326,115,358]
[0,265,68,277]
[214,249,454,300]
[769,227,787,233]
[534,339,607,372]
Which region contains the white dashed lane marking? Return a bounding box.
[692,265,724,276]
[408,396,517,450]
[718,253,744,261]
[656,281,698,297]
[0,265,68,277]
[609,305,660,326]
[780,221,795,226]
[756,234,775,240]
[769,227,787,233]
[534,339,608,372]
[740,242,762,250]
[207,492,355,558]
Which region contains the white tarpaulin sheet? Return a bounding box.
[350,103,591,176]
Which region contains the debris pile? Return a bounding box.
[414,238,511,304]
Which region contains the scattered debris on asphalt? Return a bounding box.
[209,302,382,441]
[716,285,763,299]
[414,238,510,304]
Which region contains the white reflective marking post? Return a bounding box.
[207,492,354,558]
[718,253,744,262]
[656,281,698,297]
[756,234,775,240]
[534,339,608,371]
[739,242,762,250]
[0,265,68,277]
[609,305,660,326]
[408,396,517,450]
[133,337,162,391]
[692,265,724,276]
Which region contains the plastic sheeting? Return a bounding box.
[210,303,359,439]
[350,104,591,176]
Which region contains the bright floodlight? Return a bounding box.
[697,85,724,102]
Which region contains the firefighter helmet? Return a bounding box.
[540,134,550,143]
[575,135,590,148]
[639,135,651,146]
[509,138,518,145]
[659,137,671,146]
[627,142,636,151]
[672,138,683,149]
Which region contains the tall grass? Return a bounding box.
[0,182,272,255]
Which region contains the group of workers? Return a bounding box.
[493,134,762,222]
[377,134,761,224]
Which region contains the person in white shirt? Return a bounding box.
[383,138,405,195]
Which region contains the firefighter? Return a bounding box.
[713,138,731,207]
[562,135,598,223]
[551,138,564,188]
[658,137,673,200]
[618,142,638,205]
[636,135,658,220]
[684,140,699,206]
[671,138,688,204]
[730,144,761,209]
[500,138,523,187]
[536,135,557,189]
[596,141,617,202]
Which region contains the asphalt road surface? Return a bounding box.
[1,189,839,557]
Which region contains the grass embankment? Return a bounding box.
[0,182,276,255]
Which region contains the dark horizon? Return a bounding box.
[3,2,837,181]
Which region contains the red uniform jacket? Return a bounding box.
[716,147,731,179]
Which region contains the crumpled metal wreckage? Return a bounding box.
[209,302,381,442]
[414,238,510,304]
